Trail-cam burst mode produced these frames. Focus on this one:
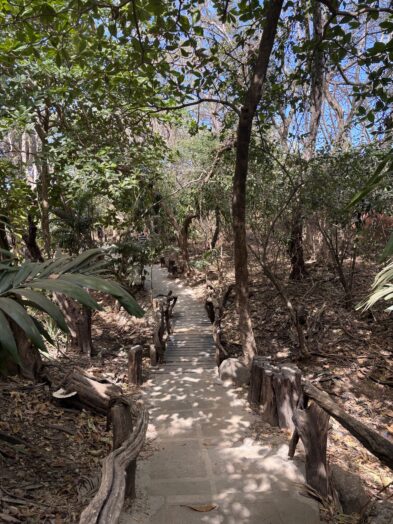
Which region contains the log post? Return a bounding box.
[292,402,330,498]
[261,364,279,426]
[153,298,167,363]
[248,356,267,407]
[128,345,143,386]
[111,399,136,500]
[150,344,157,367]
[272,365,301,430]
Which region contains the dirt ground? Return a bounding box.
[0,290,153,524]
[1,255,392,523]
[191,251,393,521]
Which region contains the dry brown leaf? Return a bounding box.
[183,504,217,512]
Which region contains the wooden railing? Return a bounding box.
[79,401,148,524]
[248,357,393,498]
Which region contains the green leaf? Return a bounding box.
[23,279,102,311]
[0,297,46,350]
[31,318,53,349]
[381,232,393,261]
[9,289,69,332]
[61,274,144,317]
[0,309,20,364]
[347,153,392,209]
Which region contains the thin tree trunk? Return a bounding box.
[0,216,10,256]
[232,0,284,364]
[179,213,198,266]
[289,1,325,281]
[35,111,51,259]
[289,209,308,280]
[210,207,220,249]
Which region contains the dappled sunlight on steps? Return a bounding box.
[121,265,320,524]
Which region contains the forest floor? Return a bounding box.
[0,290,153,524]
[1,252,393,523]
[186,248,393,521]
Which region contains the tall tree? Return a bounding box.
[232,0,284,363]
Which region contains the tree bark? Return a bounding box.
[55,295,95,356]
[0,216,10,255]
[22,214,44,262]
[35,111,51,259]
[288,1,325,281]
[210,207,220,249]
[232,0,284,365]
[179,213,198,266]
[288,209,308,280]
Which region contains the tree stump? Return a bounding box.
[53,368,122,414]
[111,399,136,499]
[128,345,143,386]
[272,364,301,430]
[248,356,267,407]
[261,364,279,426]
[292,402,330,497]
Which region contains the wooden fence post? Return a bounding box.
[111,399,136,499]
[248,356,267,407]
[128,345,143,386]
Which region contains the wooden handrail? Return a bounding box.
[79,405,149,524]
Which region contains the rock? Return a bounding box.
[219,358,250,386]
[331,464,369,515]
[367,501,393,524]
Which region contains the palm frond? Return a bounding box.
[0,248,144,365]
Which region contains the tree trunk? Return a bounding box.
[232,0,284,365]
[55,295,95,356]
[289,209,308,280]
[22,214,44,262]
[179,213,198,266]
[210,207,220,249]
[2,321,44,381]
[289,1,325,281]
[0,216,10,255]
[35,113,51,259]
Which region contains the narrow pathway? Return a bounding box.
[123,266,320,524]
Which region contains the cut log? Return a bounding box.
[53,368,122,415]
[111,399,136,499]
[292,401,330,498]
[79,405,148,524]
[272,365,301,430]
[303,381,393,471]
[261,364,279,426]
[248,356,267,407]
[128,345,143,386]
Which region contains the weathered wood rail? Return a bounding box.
[79,401,148,524]
[205,284,233,366]
[151,290,177,365]
[248,356,393,499]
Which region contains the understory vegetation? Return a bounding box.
[0,0,392,522]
